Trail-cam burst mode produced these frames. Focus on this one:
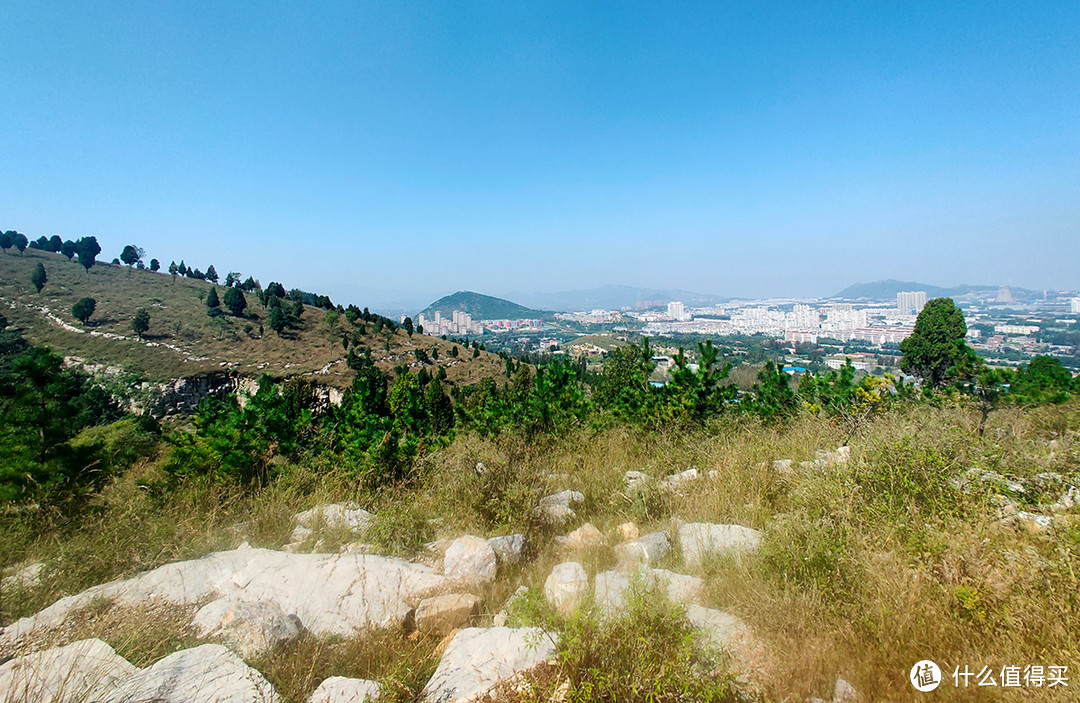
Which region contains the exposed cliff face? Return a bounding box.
[146,373,251,417]
[62,358,344,418]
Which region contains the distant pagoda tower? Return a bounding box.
[995,285,1015,303]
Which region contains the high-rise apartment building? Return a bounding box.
[896,291,927,316]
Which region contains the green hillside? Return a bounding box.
[0,249,506,388]
[419,290,551,321]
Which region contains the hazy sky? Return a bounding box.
[2,1,1078,307]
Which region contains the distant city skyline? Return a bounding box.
[2,2,1077,305]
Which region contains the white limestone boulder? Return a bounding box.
[678,523,762,567]
[308,676,381,702]
[421,627,558,703]
[1,547,446,648]
[443,535,497,586]
[192,595,302,658]
[614,531,671,567]
[544,561,589,615]
[295,504,373,533]
[105,644,278,703]
[0,638,136,703]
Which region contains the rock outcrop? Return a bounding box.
[421,627,557,703]
[1,546,445,648]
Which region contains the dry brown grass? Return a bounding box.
[3,400,1078,701]
[0,248,506,387]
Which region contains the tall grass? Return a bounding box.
[2,400,1078,701]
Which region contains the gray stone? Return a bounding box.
[415,593,482,637]
[421,627,558,703]
[660,468,699,491]
[772,459,793,474]
[192,595,302,657]
[308,676,381,702]
[0,638,136,703]
[544,562,589,615]
[678,523,762,567]
[444,535,498,586]
[105,644,278,703]
[614,531,671,567]
[487,534,527,565]
[534,490,583,525]
[833,678,860,703]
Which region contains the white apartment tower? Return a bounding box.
[897,291,927,316]
[667,301,689,321]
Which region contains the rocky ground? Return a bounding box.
[2,428,1078,702]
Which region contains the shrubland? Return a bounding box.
[1,293,1079,701]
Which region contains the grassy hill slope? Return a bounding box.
[0,250,505,388]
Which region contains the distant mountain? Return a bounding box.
[419,291,551,320]
[508,285,728,312]
[832,279,1037,301]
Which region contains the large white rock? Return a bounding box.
[308,676,381,702]
[614,531,671,567]
[650,569,704,604]
[443,536,497,586]
[0,638,136,703]
[678,523,762,567]
[192,595,302,657]
[295,504,373,532]
[421,627,557,703]
[486,534,526,565]
[414,593,482,637]
[1,547,445,648]
[534,490,583,525]
[543,562,589,615]
[105,644,278,703]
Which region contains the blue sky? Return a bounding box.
[2,1,1077,309]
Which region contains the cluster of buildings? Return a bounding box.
[417,310,543,337]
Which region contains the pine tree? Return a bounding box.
[72,297,96,324]
[31,262,47,292]
[223,286,247,316]
[131,308,150,338]
[206,287,223,317]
